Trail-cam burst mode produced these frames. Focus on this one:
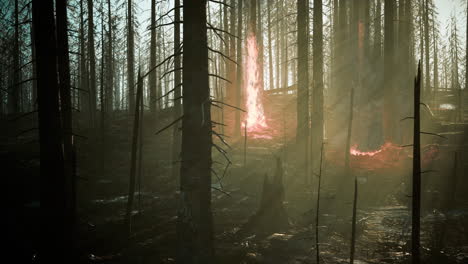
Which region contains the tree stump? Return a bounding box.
[239,158,290,235]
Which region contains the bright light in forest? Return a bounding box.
[244,32,267,133]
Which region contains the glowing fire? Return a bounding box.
[244,32,267,133]
[350,145,384,157]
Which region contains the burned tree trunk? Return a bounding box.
[32,0,67,261]
[234,0,243,137]
[350,177,358,264]
[240,158,289,235]
[297,0,310,175]
[87,0,97,128]
[172,0,182,180]
[56,0,75,256]
[412,62,422,264]
[149,0,157,117]
[127,0,136,113]
[125,70,143,235]
[383,0,395,142]
[311,0,324,175]
[177,0,213,262]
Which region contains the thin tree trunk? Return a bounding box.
[297,0,310,181]
[345,86,355,172]
[350,177,358,264]
[87,0,97,128]
[267,0,273,90]
[234,0,243,137]
[383,0,395,141]
[412,62,422,264]
[10,0,20,113]
[316,142,324,264]
[257,0,264,90]
[149,0,157,116]
[125,70,143,235]
[312,0,324,176]
[172,0,182,180]
[127,0,136,113]
[107,0,114,113]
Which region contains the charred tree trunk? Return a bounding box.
[350,177,358,264]
[149,0,157,117]
[79,0,88,113]
[10,0,20,114]
[127,0,136,113]
[87,0,97,128]
[344,85,354,172]
[311,0,324,176]
[106,0,114,113]
[412,62,422,264]
[297,0,310,180]
[177,1,213,262]
[234,0,243,137]
[125,70,143,235]
[56,0,75,256]
[383,0,395,142]
[32,0,67,261]
[257,0,264,91]
[172,0,182,180]
[267,0,273,90]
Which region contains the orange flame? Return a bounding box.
[244,32,267,133]
[350,145,383,157]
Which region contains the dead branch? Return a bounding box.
[155,116,184,135]
[211,100,246,112]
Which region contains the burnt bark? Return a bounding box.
[177,1,213,262]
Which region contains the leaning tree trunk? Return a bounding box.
[32,0,67,261]
[125,70,143,236]
[412,62,422,264]
[177,0,213,263]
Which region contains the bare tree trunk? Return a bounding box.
[412,62,422,264]
[234,0,243,137]
[127,0,136,113]
[257,0,264,91]
[149,0,157,116]
[344,86,354,172]
[267,0,273,90]
[350,177,358,264]
[87,0,97,129]
[383,0,395,141]
[32,0,67,261]
[297,0,310,181]
[56,0,75,257]
[177,1,213,262]
[312,0,324,175]
[107,0,114,114]
[9,0,20,114]
[125,70,143,235]
[172,0,182,180]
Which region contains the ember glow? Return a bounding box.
[244,32,267,133]
[350,145,383,157]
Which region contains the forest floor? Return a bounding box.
[3,100,468,263]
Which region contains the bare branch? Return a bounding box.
[155,116,184,135]
[211,100,246,112]
[420,131,448,139]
